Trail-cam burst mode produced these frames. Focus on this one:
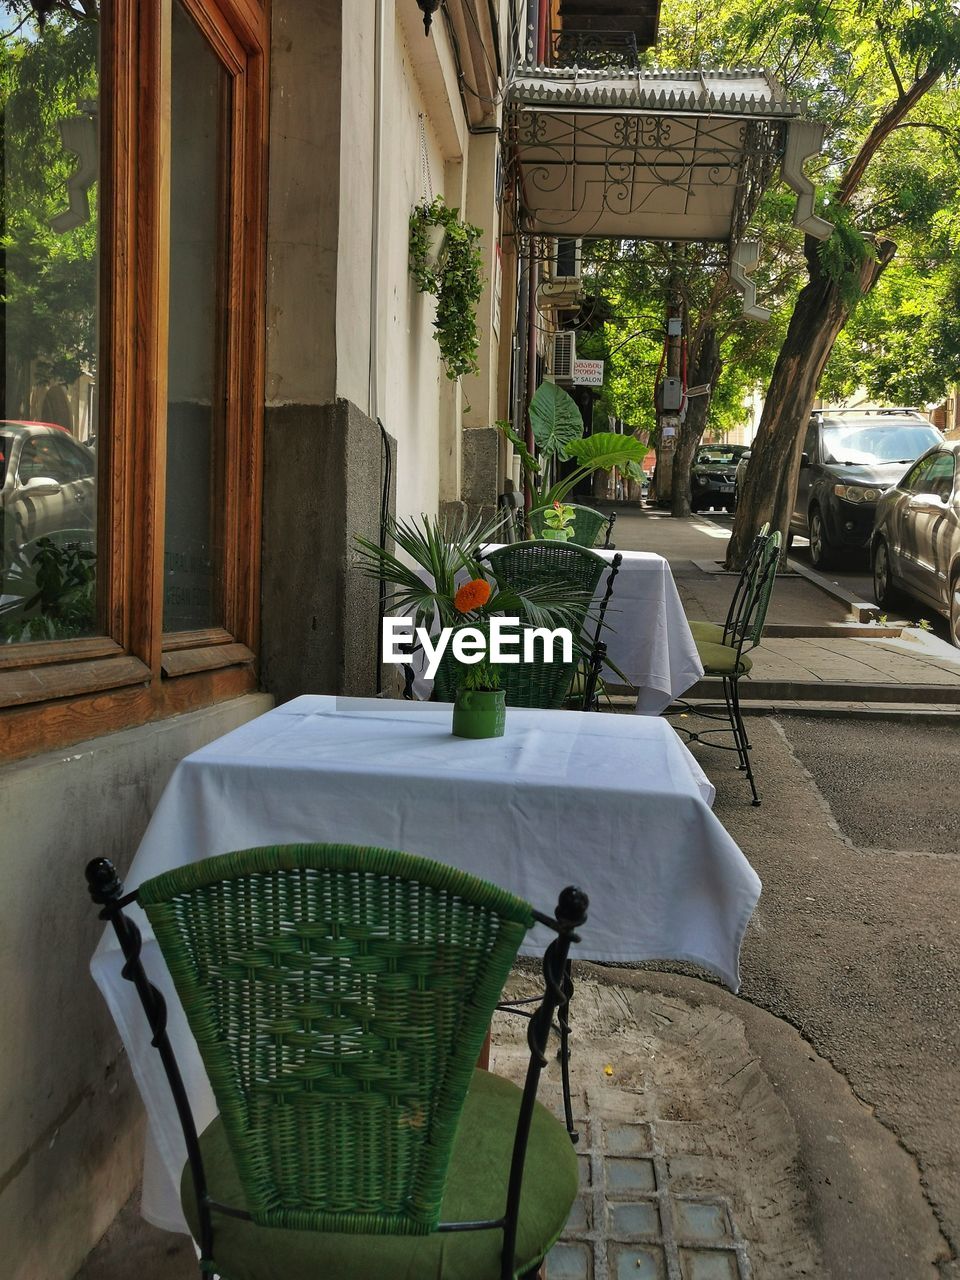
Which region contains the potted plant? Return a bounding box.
[354,509,596,737]
[446,577,505,738]
[496,382,648,525]
[541,500,576,542]
[409,196,484,380]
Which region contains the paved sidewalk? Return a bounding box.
[607,508,960,708]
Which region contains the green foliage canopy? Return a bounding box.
[1,7,99,407]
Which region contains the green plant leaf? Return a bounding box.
[543,433,648,504]
[495,419,541,477]
[563,432,646,468]
[529,381,584,458]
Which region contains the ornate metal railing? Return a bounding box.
[549,28,640,69]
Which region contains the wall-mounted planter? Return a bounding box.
[423,224,448,272]
[409,196,484,380]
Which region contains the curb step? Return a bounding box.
[685,677,960,705]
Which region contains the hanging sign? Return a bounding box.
[572,359,604,386]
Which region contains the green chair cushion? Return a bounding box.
[182,1068,578,1280]
[695,639,753,676]
[687,619,725,644]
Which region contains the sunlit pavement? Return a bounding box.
[707,512,952,644]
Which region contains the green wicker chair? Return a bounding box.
[528,504,616,549]
[674,531,781,806]
[87,844,588,1280]
[428,542,621,711]
[487,541,621,711]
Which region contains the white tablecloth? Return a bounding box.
[91,695,759,1233]
[410,546,703,715]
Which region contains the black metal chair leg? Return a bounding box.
[721,676,749,773]
[558,960,578,1143]
[730,677,760,805]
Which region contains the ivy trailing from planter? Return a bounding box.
[409,196,484,380]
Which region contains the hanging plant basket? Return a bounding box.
[409,196,484,380]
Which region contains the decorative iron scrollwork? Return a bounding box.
[550,29,640,71]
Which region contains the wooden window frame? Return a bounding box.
[0,0,268,762]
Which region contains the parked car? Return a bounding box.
[0,417,72,436]
[790,409,942,568]
[1,424,96,572]
[690,444,749,512]
[872,442,960,646]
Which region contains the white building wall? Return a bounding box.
[378,18,456,518]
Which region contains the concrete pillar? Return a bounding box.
[260,401,395,703]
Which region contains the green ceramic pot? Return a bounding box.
[541,527,573,542]
[452,688,506,739]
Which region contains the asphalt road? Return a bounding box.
[689,713,960,1278]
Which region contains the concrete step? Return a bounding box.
[685,676,960,705]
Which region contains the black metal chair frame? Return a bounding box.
[670,534,781,806]
[713,523,771,643]
[86,857,589,1280]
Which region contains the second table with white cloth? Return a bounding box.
[91,695,760,1234]
[409,545,703,714]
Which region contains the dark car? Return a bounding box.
[872,442,960,646]
[690,444,749,512]
[791,409,943,568]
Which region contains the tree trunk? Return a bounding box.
[725,60,945,569]
[671,327,721,518]
[725,235,895,568]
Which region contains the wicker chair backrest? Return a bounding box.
[430,622,578,708]
[137,844,534,1235]
[485,540,606,608]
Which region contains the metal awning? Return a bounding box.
[505,67,830,246]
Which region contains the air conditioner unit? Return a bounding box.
[552,331,576,381]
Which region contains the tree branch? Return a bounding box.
[876,20,906,99]
[892,120,959,144]
[837,64,945,204]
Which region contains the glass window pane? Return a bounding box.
[925,452,955,501]
[163,0,229,633]
[0,4,99,643]
[904,457,934,493]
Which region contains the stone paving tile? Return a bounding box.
[546,1116,752,1280]
[741,637,960,688]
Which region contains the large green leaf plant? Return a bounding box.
[498,381,647,511]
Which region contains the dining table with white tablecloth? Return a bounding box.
[409,545,703,714]
[91,694,759,1234]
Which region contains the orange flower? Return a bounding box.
[454,577,491,613]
